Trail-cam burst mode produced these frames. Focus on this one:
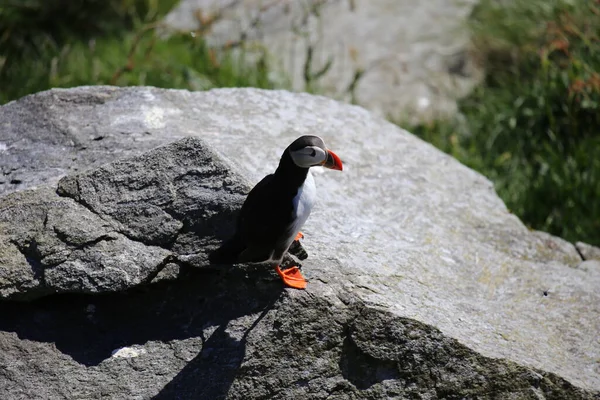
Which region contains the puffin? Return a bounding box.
[209,135,343,289]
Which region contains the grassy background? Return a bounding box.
[0,0,273,104]
[1,0,598,245]
[407,0,600,246]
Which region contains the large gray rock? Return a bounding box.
[164,0,482,122]
[0,137,247,300]
[0,86,598,398]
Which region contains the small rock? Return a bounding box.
[111,346,147,359]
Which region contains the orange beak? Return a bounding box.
[322,149,343,171]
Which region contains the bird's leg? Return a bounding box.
[274,265,307,289]
[277,233,308,288]
[289,232,308,260]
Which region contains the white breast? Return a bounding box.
[290,170,316,239]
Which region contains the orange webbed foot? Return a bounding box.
[294,232,304,242]
[274,265,307,289]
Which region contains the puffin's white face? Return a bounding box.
[289,146,328,168]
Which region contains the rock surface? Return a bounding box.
[164,0,482,122]
[577,241,600,261]
[0,86,599,398]
[0,137,247,300]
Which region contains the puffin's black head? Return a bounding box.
[286,135,343,171]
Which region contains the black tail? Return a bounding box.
[208,234,245,264]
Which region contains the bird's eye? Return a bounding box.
[310,149,316,157]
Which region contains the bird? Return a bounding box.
[209,135,343,289]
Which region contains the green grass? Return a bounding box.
[0,0,274,104]
[0,30,273,104]
[405,0,600,246]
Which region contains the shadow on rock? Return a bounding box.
[153,303,271,400]
[338,335,400,390]
[0,266,283,367]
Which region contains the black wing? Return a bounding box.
[209,174,295,264]
[236,174,296,262]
